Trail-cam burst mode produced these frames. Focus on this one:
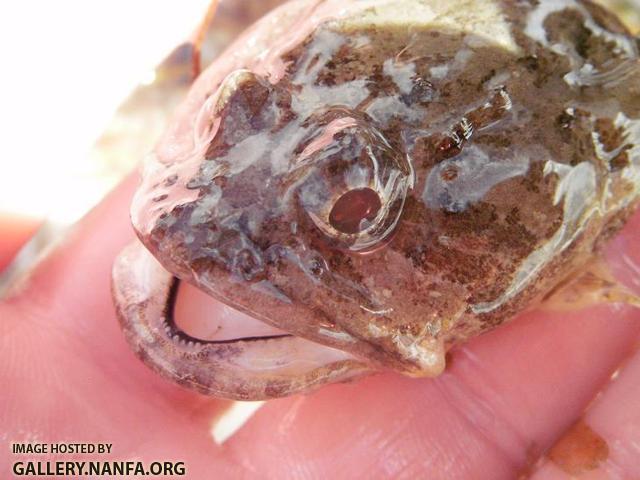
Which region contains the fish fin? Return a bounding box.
[542,256,640,312]
[190,0,221,80]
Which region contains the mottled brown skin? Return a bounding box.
[115,0,640,396]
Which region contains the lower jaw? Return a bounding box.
[112,240,375,400]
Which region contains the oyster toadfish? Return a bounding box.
[112,0,640,400]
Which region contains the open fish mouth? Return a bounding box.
[112,241,373,400]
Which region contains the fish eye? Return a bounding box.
[291,112,413,252]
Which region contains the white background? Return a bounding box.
[0,1,209,224]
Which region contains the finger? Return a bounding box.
[3,165,639,478]
[0,211,41,272]
[218,210,640,478]
[531,339,640,478]
[218,305,639,478]
[0,174,244,477]
[603,204,640,295]
[3,172,138,304]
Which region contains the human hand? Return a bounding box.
[2,174,640,478]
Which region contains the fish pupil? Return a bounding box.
[329,188,381,234]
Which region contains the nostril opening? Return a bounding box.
[329,187,381,234]
[233,248,264,281]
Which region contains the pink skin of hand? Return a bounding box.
[0,212,41,272]
[1,174,639,478]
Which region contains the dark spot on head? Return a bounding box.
[518,55,539,72]
[609,151,630,171]
[165,174,178,187]
[308,256,326,277]
[478,69,497,90]
[233,249,263,281]
[401,77,434,105]
[437,136,462,157]
[265,245,286,267]
[440,166,459,181]
[556,111,574,129]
